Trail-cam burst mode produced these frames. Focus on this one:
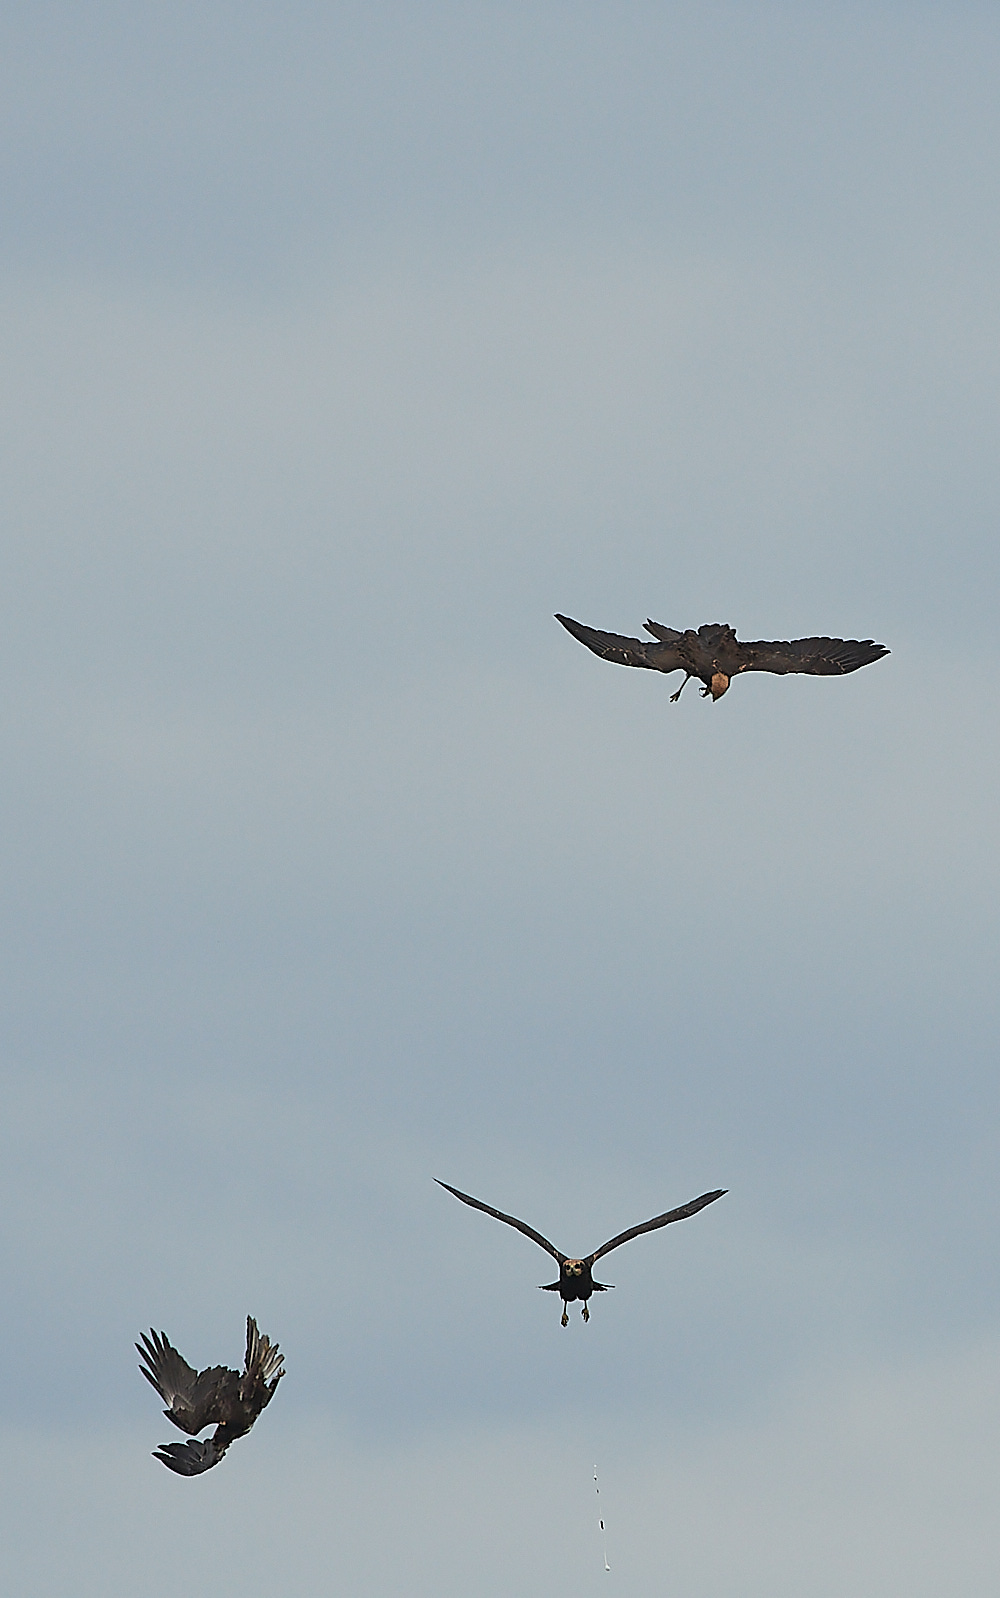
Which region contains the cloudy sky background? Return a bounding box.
[2,4,1000,1592]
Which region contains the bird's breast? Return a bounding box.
[560,1261,595,1300]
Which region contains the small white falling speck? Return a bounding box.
[594,1464,611,1572]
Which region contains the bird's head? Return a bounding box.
[562,1259,585,1278]
[709,672,730,700]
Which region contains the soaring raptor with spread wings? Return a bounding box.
[556,613,888,701]
[137,1316,284,1475]
[437,1180,726,1324]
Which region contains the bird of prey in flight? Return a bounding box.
[556,613,888,701]
[436,1180,726,1325]
[137,1316,284,1475]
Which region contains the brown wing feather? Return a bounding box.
[137,1329,239,1435]
[587,1188,727,1264]
[436,1180,566,1263]
[643,619,684,643]
[740,637,889,676]
[243,1316,284,1387]
[555,614,680,672]
[152,1437,226,1475]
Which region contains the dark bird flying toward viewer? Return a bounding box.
[137,1316,284,1475]
[556,613,888,701]
[437,1180,726,1324]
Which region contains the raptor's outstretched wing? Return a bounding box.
[436,1180,566,1263]
[588,1189,727,1264]
[136,1329,237,1436]
[740,637,889,675]
[243,1316,284,1390]
[555,614,679,672]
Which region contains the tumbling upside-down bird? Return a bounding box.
[137,1316,284,1475]
[556,614,888,701]
[436,1180,726,1324]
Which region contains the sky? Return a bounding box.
[2,3,1000,1593]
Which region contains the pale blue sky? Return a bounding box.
[2,5,1000,1594]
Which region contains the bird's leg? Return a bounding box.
[669,673,694,703]
[582,1303,590,1322]
[561,1303,569,1327]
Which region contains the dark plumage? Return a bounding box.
[137,1316,284,1475]
[556,613,888,701]
[436,1180,726,1325]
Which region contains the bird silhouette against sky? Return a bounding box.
[557,613,888,701]
[137,1316,284,1475]
[437,1180,726,1324]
